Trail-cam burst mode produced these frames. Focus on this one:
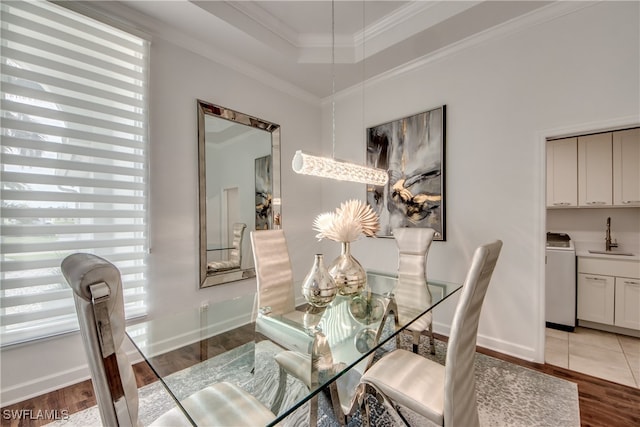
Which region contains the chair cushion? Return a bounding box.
[150,382,275,427]
[207,260,240,272]
[361,349,445,425]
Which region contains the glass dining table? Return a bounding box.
[125,271,461,426]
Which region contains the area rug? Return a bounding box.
[47,336,580,426]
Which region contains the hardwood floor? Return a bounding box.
[2,328,639,427]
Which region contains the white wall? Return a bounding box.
[317,1,639,361]
[2,0,639,405]
[0,36,322,405]
[548,208,640,252]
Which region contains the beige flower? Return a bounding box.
[313,199,380,242]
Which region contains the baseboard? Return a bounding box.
[1,310,253,407]
[433,321,538,362]
[1,366,91,407]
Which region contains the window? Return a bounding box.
[1,0,149,346]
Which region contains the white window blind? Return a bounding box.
[1,0,149,346]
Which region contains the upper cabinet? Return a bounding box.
[547,127,639,208]
[578,132,612,207]
[613,128,640,206]
[547,137,578,207]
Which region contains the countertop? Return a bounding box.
[574,241,640,262]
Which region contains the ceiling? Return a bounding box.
[95,1,553,100]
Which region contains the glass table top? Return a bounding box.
[125,271,461,426]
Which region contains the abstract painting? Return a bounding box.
[366,106,446,240]
[255,155,272,230]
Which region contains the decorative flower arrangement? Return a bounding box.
[313,199,380,243]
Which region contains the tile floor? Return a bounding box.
[545,326,640,388]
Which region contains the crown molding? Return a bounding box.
[76,1,321,106]
[226,1,482,64]
[353,0,482,60]
[226,0,301,48]
[329,1,598,103]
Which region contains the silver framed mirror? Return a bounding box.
[198,100,281,288]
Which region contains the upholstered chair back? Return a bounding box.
[229,222,247,266]
[251,229,295,315]
[393,227,436,277]
[392,227,438,353]
[444,240,503,427]
[61,253,138,427]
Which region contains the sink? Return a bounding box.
[588,250,635,256]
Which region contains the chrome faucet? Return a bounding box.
[605,217,618,251]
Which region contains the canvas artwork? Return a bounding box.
[366,106,446,239]
[254,155,272,230]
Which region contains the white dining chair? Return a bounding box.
[251,229,296,315]
[61,253,275,427]
[207,222,247,273]
[359,240,503,427]
[251,229,319,425]
[393,227,437,354]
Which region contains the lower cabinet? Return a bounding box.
[577,257,640,332]
[577,274,615,325]
[614,277,640,330]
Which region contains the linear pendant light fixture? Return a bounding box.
[292,0,388,186]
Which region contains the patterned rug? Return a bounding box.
[47,335,580,426]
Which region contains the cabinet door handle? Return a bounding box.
[622,200,640,204]
[586,201,607,205]
[553,202,571,206]
[585,276,606,281]
[623,280,640,286]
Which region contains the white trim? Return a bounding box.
[329,1,597,104]
[228,1,300,48]
[354,1,482,61]
[127,312,252,359]
[51,1,151,42]
[476,334,538,362]
[73,0,598,108]
[0,364,91,407]
[72,1,321,106]
[0,308,253,405]
[433,321,538,362]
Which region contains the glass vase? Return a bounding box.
[302,254,337,307]
[329,242,366,296]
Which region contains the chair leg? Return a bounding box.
[428,323,436,355]
[411,330,421,354]
[365,384,410,427]
[308,393,318,427]
[362,393,371,427]
[328,382,348,427]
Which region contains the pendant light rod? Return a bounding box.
[331,0,336,159]
[292,0,389,187]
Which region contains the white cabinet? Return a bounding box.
[613,128,640,206]
[577,273,614,324]
[547,127,639,209]
[614,277,640,330]
[577,257,640,332]
[546,138,577,207]
[578,133,612,207]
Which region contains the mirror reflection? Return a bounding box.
[198,100,281,288]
